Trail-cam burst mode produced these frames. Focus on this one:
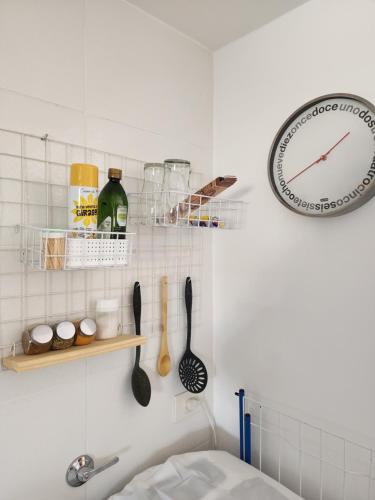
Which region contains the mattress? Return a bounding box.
[109,450,302,500]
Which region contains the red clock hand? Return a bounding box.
[321,131,350,158]
[286,158,320,185]
[286,131,350,185]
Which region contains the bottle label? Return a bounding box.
[98,216,112,233]
[68,186,98,234]
[117,206,128,227]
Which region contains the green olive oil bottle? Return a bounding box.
[97,168,128,238]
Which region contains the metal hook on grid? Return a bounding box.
[0,342,20,357]
[41,133,49,142]
[0,342,19,371]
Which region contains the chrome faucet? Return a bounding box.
[66,454,120,487]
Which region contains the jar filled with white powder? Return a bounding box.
[96,299,120,340]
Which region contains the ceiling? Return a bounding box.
[126,0,311,50]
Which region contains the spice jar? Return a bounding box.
[96,299,120,340]
[74,318,96,346]
[52,321,76,350]
[22,324,53,355]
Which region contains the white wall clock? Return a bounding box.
[268,93,375,216]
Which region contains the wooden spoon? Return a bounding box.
[157,276,171,376]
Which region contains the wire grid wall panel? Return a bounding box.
[244,396,375,500]
[0,128,207,368]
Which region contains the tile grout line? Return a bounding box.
[83,3,89,499]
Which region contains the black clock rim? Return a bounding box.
[268,92,375,217]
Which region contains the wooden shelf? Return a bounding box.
[3,335,146,373]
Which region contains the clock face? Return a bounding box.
[268,93,375,216]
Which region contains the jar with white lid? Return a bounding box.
[22,324,53,355]
[96,299,120,340]
[74,318,96,346]
[52,321,76,350]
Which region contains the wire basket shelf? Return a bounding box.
[20,226,134,270]
[128,191,245,229]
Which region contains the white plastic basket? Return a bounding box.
[66,238,129,268]
[20,226,134,270]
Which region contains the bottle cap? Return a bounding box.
[108,168,122,180]
[56,321,76,340]
[164,159,190,166]
[30,324,53,344]
[79,318,97,336]
[70,164,98,188]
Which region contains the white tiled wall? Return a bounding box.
[0,1,213,499]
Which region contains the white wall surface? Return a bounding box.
[0,1,213,499]
[213,0,375,462]
[3,0,375,497]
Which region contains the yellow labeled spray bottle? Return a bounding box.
[69,163,98,236]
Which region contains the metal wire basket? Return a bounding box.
[19,226,134,270]
[128,191,246,229]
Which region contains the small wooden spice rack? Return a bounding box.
[3,335,146,373]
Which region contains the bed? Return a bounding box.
[109,388,373,499]
[109,450,302,500]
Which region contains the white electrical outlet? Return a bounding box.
[173,391,202,422]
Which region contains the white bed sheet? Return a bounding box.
[109,450,303,500]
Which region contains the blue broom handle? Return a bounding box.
[235,389,245,461]
[245,413,251,465]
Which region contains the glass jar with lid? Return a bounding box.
[141,163,166,224]
[163,159,191,223]
[22,324,53,355]
[74,318,96,346]
[52,321,76,350]
[163,159,191,193]
[96,298,120,340]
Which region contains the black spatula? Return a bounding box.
[131,282,151,407]
[179,277,207,393]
